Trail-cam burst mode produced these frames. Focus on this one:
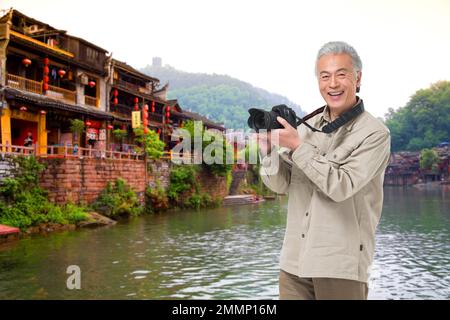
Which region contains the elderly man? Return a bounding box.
[257,41,391,300]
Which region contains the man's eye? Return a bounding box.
[321,75,329,80]
[337,73,346,78]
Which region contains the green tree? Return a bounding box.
[133,127,165,159]
[385,81,450,151]
[419,148,439,172]
[183,120,233,177]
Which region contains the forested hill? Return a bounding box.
[385,81,450,152]
[140,64,304,130]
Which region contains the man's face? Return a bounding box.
[317,53,361,112]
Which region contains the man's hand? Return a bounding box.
[272,117,301,151]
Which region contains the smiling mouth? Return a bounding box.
[328,91,344,97]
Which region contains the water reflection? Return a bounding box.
[0,187,449,299]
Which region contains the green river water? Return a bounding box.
[0,186,449,300]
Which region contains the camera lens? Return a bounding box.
[254,112,267,130]
[248,108,267,132]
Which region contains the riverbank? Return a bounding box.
[0,211,116,244]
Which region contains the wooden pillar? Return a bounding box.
[38,112,47,155]
[1,107,11,152]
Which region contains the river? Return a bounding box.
[0,186,449,300]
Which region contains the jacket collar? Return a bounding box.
[318,97,363,132]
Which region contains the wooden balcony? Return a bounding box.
[47,85,76,104]
[84,95,99,107]
[6,74,42,95]
[113,79,151,94]
[7,74,77,104]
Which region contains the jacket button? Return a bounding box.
[305,212,309,217]
[333,154,337,159]
[301,234,305,238]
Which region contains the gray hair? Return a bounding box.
[315,41,362,76]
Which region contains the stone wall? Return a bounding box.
[39,158,148,205]
[1,156,228,206]
[147,159,170,189]
[0,156,16,180]
[197,168,228,199]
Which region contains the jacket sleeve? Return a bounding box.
[259,146,291,194]
[291,130,391,202]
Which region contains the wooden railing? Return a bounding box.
[47,85,76,103]
[0,143,35,156]
[7,74,77,104]
[10,30,74,58]
[84,95,98,107]
[161,150,196,162]
[113,79,151,94]
[7,74,42,95]
[44,145,144,161]
[0,143,196,163]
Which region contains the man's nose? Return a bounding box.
[329,75,338,88]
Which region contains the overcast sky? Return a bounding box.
[2,0,449,118]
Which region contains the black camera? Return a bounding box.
[247,104,298,132]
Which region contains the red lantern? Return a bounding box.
[107,124,114,130]
[134,97,139,104]
[43,83,49,91]
[58,69,66,77]
[43,58,49,65]
[85,121,92,127]
[151,101,155,113]
[40,110,46,115]
[166,111,170,118]
[113,89,118,97]
[88,81,96,88]
[143,104,148,111]
[22,58,32,67]
[166,105,171,112]
[157,129,161,134]
[113,98,118,105]
[20,106,27,112]
[43,75,49,83]
[43,66,49,74]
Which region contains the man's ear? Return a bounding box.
[356,71,362,90]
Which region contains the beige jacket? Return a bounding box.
[260,105,391,283]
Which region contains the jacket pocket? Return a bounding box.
[327,144,354,166]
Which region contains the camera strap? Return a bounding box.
[296,98,365,133]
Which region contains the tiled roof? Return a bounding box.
[113,59,159,83]
[2,87,113,120]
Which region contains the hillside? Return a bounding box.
[385,80,450,152]
[140,64,304,130]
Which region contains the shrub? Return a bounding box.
[133,127,165,159]
[0,156,89,230]
[92,178,142,218]
[145,181,169,213]
[63,204,90,224]
[183,192,221,209]
[167,165,199,201]
[182,120,233,178]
